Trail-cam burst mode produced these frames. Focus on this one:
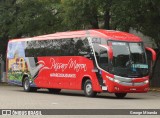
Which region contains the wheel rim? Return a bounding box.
[24,79,29,90]
[86,83,92,95]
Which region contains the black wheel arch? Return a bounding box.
[81,76,92,90]
[22,74,29,86]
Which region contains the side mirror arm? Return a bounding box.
[145,47,156,79]
[145,47,156,67]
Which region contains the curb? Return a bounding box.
[149,88,160,92]
[0,82,9,86]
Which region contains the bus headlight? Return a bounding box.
[106,76,120,83]
[106,76,114,81]
[144,80,149,84]
[114,79,120,83]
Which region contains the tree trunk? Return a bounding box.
[0,35,9,61]
[103,0,112,30]
[104,10,110,30]
[150,41,160,87]
[151,52,160,87]
[89,14,99,29]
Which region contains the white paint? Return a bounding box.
[39,58,87,72]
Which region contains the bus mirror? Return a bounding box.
[99,45,113,60]
[145,47,156,65]
[145,47,156,79]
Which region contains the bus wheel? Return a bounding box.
[23,77,37,92]
[115,93,127,99]
[48,89,61,94]
[84,79,97,97]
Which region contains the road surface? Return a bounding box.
[0,84,160,118]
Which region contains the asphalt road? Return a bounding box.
[0,84,160,118]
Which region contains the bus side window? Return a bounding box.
[99,49,109,71]
[74,37,91,56]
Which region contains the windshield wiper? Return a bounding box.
[126,60,134,68]
[126,60,138,73]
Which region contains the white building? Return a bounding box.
[129,28,157,48]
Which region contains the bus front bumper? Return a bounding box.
[106,75,149,93]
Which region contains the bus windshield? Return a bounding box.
[109,41,148,78]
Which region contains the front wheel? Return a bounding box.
[115,93,127,99]
[84,79,97,97]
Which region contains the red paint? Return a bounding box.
[9,30,142,43]
[34,57,102,91]
[145,47,156,61]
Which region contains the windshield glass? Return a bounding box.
[109,41,148,78]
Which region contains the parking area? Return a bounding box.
[0,84,160,110]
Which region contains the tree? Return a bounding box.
[14,0,62,37]
[0,0,17,60]
[111,0,160,86]
[111,0,160,43]
[61,0,113,30]
[0,0,62,60]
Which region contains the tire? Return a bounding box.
[48,89,61,94]
[23,77,37,92]
[115,93,127,99]
[84,79,97,97]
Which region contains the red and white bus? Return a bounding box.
[6,29,156,98]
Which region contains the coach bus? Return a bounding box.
[6,29,156,98]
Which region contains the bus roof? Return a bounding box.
[9,29,142,43]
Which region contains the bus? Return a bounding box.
[6,29,156,98]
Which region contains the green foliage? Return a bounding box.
[0,0,160,60]
[61,0,112,30]
[61,0,160,48]
[0,0,62,59]
[12,0,61,37]
[111,0,160,46]
[136,0,160,46]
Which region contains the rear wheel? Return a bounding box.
[48,89,61,94]
[23,77,37,92]
[115,93,127,99]
[84,79,97,97]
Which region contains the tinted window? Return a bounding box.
[74,37,91,56]
[25,37,91,57]
[99,48,108,71]
[92,37,109,70]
